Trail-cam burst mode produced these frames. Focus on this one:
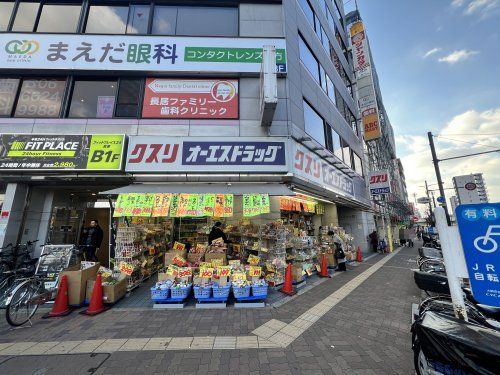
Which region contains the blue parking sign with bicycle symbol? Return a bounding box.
[456,203,500,307]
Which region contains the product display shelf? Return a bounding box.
[260,223,289,286]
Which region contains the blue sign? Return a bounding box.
[456,203,500,307]
[437,196,445,204]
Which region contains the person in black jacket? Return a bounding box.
[208,222,228,245]
[81,219,103,262]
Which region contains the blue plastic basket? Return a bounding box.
[232,285,251,299]
[151,287,170,300]
[170,284,192,300]
[194,285,212,299]
[252,284,268,297]
[212,283,231,298]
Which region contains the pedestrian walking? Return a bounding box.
[80,219,103,262]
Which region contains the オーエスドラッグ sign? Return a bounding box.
[142,79,238,119]
[0,134,125,170]
[125,136,288,173]
[0,34,287,73]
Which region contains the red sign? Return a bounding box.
[465,182,477,191]
[142,78,238,119]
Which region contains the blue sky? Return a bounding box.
[345,0,500,208]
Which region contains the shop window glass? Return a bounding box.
[314,15,322,38]
[85,5,128,34]
[151,6,176,35]
[0,2,15,31]
[14,78,66,118]
[326,7,335,32]
[299,36,320,83]
[298,0,315,27]
[12,1,40,32]
[303,100,326,146]
[126,4,150,34]
[69,80,117,118]
[341,139,352,168]
[0,78,20,116]
[321,27,329,52]
[326,75,336,105]
[115,79,141,118]
[176,7,237,36]
[349,109,358,135]
[324,125,333,153]
[37,4,81,33]
[332,130,343,161]
[353,152,363,175]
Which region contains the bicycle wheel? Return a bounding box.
[0,262,11,281]
[0,276,15,309]
[6,279,41,326]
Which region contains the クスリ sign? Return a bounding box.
[0,134,125,171]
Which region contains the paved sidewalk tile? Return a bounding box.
[142,337,171,351]
[166,337,193,350]
[118,338,150,351]
[22,341,59,355]
[0,341,37,355]
[213,336,236,349]
[191,336,215,349]
[93,339,127,353]
[69,339,106,353]
[45,340,82,354]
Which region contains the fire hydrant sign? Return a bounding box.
[142,79,238,119]
[456,203,500,307]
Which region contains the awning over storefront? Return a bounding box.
[100,183,294,196]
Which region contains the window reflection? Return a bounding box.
[0,2,15,31]
[126,5,150,34]
[151,6,177,35]
[37,4,81,33]
[85,5,128,34]
[69,81,117,118]
[12,2,39,32]
[303,100,326,147]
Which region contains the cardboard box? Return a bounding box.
[292,264,304,283]
[187,253,204,264]
[86,274,127,304]
[204,252,227,265]
[61,262,100,306]
[164,249,187,266]
[323,253,337,267]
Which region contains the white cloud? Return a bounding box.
[438,49,479,64]
[465,0,499,15]
[451,0,467,7]
[423,47,441,58]
[398,108,500,213]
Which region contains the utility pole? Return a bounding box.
[424,180,434,225]
[431,191,437,209]
[428,132,451,225]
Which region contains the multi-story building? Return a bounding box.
[453,173,489,204]
[345,9,411,240]
[0,0,376,256]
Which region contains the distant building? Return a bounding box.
[452,174,489,204]
[449,195,459,223]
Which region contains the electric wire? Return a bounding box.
[433,135,499,150]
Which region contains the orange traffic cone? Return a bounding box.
[80,274,109,316]
[280,263,296,296]
[356,246,363,263]
[43,275,72,318]
[318,253,330,278]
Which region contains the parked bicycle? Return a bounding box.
[0,240,39,279]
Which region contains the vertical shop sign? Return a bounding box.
[202,194,216,216]
[113,194,125,217]
[215,194,233,217]
[152,193,172,217]
[170,194,179,217]
[261,194,270,214]
[122,194,137,217]
[142,79,238,119]
[176,194,189,217]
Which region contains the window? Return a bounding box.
[348,108,358,135]
[314,15,322,40]
[320,27,329,52]
[152,6,177,35]
[176,7,237,36]
[325,125,333,152]
[115,79,142,117]
[299,36,320,82]
[298,0,315,27]
[341,139,351,168]
[37,4,81,33]
[326,75,336,105]
[0,78,20,116]
[326,7,335,32]
[303,100,326,146]
[69,80,117,118]
[12,1,39,31]
[319,66,328,93]
[353,152,363,175]
[0,2,15,31]
[14,78,66,118]
[126,4,150,34]
[85,5,128,34]
[334,88,345,119]
[332,130,343,161]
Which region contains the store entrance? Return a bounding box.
[83,208,110,267]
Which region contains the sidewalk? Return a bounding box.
[0,245,421,374]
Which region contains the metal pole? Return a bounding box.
[427,132,451,225]
[431,191,436,209]
[424,180,434,225]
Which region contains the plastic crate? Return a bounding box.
[151,287,170,300]
[170,284,192,300]
[232,285,251,299]
[252,284,268,297]
[212,283,231,299]
[194,285,212,299]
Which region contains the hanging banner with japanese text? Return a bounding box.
[0,134,125,171]
[152,193,172,217]
[125,137,288,173]
[214,194,233,217]
[243,194,270,217]
[0,34,287,74]
[142,78,238,119]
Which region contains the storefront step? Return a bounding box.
[152,303,187,309]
